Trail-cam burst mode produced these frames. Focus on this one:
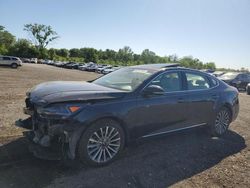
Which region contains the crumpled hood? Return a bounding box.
[28,81,126,104]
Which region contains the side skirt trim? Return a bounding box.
[142,123,207,138]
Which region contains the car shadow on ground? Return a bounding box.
[0,127,246,188]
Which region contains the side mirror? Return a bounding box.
[142,85,165,96]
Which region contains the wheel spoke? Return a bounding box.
[105,126,109,138]
[92,147,102,160]
[109,143,120,147]
[110,137,120,142]
[109,131,119,140]
[107,127,115,138]
[87,143,100,148]
[103,148,107,162]
[100,128,104,138]
[94,132,101,140]
[89,138,101,144]
[97,148,103,162]
[88,145,100,155]
[105,147,112,159]
[107,145,117,153]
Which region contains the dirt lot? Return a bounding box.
[0,64,249,188]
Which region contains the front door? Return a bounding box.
[129,71,190,138]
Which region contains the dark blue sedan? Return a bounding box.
[17,63,239,166]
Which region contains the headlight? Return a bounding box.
[37,104,82,117]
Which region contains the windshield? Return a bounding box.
[219,72,239,80]
[93,67,157,91]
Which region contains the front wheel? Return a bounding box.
[11,63,18,68]
[211,107,231,137]
[77,119,125,166]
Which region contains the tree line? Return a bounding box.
[0,23,216,70]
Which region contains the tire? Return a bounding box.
[11,63,18,68]
[211,107,231,137]
[247,88,250,95]
[77,119,125,166]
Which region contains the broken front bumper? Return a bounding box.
[17,97,85,160]
[15,117,71,161]
[23,131,63,160]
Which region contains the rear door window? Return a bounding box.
[185,72,210,90]
[3,56,11,60]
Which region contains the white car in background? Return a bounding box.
[30,58,38,64]
[103,66,122,74]
[0,55,22,68]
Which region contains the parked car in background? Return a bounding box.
[54,61,65,67]
[17,64,239,166]
[22,58,31,63]
[38,59,45,64]
[103,66,121,74]
[43,60,53,64]
[247,83,250,95]
[200,69,214,73]
[79,62,96,71]
[0,55,22,68]
[86,64,99,72]
[218,72,250,91]
[96,65,112,73]
[212,71,225,77]
[64,62,80,69]
[30,58,38,64]
[78,63,88,71]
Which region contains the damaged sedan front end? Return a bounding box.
[17,99,85,160]
[16,81,125,161]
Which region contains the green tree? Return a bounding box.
[204,62,216,70]
[0,26,15,54]
[141,49,157,64]
[69,48,81,57]
[179,56,201,69]
[8,39,39,58]
[56,48,69,58]
[48,48,56,60]
[116,46,134,64]
[24,23,59,58]
[80,48,98,62]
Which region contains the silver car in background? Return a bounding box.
[0,55,22,68]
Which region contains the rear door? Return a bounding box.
[183,71,218,125]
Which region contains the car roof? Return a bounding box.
[131,63,180,70]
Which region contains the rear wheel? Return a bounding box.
[11,63,18,68]
[211,107,231,137]
[77,119,125,166]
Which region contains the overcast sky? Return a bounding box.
[0,0,249,69]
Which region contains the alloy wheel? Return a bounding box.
[215,109,230,135]
[87,126,121,163]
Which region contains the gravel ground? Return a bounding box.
[0,64,249,188]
